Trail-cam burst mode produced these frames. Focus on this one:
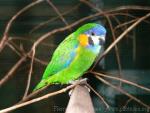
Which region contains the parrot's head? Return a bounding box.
[76,23,106,51]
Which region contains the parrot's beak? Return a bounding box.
[88,35,105,46]
[98,35,105,45]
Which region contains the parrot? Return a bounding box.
[33,23,106,91]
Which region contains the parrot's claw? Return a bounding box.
[69,90,73,96]
[69,78,88,85]
[84,85,91,92]
[79,78,88,84]
[68,78,90,96]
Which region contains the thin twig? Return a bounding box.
[86,83,109,109]
[19,85,49,103]
[106,18,123,86]
[46,0,69,26]
[114,18,138,31]
[95,75,150,110]
[23,48,35,99]
[6,42,22,57]
[0,56,27,87]
[30,4,80,33]
[109,12,150,24]
[8,36,57,48]
[0,80,86,113]
[111,15,125,32]
[91,71,150,92]
[8,40,48,65]
[122,98,132,108]
[113,5,150,11]
[0,0,44,52]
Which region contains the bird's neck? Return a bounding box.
[86,45,101,54]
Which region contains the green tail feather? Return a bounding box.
[33,75,56,91]
[33,80,47,91]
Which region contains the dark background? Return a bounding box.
[0,0,150,113]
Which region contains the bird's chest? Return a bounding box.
[75,46,100,65]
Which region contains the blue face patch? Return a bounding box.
[85,25,106,36]
[87,45,101,54]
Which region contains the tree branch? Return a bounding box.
[65,85,95,113]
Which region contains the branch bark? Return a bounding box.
[65,85,95,113]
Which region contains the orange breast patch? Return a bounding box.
[78,34,88,47]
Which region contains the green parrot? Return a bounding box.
[34,23,106,91]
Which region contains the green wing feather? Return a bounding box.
[42,33,78,79]
[33,33,79,91]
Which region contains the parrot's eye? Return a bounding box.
[91,32,95,36]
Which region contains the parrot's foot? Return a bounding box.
[84,85,91,92]
[69,78,88,85]
[68,89,73,96]
[68,78,90,96]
